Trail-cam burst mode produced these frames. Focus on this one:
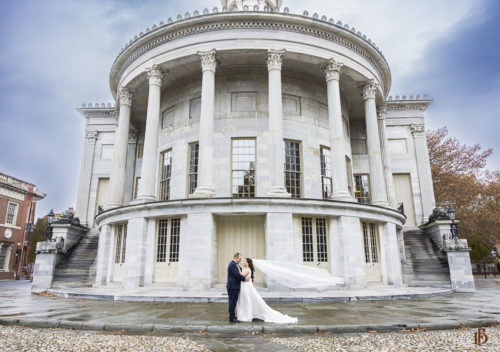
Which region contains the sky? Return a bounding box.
[0,0,499,219]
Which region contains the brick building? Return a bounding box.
[0,173,45,280]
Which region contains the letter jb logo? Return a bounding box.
[474,327,488,345]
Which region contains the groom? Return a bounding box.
[227,252,249,323]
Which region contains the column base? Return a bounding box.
[131,195,157,204]
[103,203,121,211]
[190,187,216,198]
[371,200,389,207]
[331,191,355,202]
[265,186,291,198]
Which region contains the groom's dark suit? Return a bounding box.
[227,260,247,322]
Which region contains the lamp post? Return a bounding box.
[491,249,499,275]
[44,209,54,241]
[447,205,458,239]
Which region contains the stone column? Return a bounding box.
[106,88,133,208]
[322,59,352,201]
[137,65,164,202]
[362,80,388,206]
[75,131,98,226]
[266,49,290,197]
[192,50,217,198]
[377,105,397,208]
[412,123,436,223]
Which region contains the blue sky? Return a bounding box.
[0,0,499,218]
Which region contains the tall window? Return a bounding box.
[301,217,328,263]
[231,139,256,197]
[0,246,8,270]
[159,149,173,201]
[285,140,301,198]
[157,218,181,263]
[114,224,127,264]
[5,202,18,225]
[362,222,379,263]
[188,143,199,195]
[320,147,332,199]
[354,175,370,204]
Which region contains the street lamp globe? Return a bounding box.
[447,205,456,221]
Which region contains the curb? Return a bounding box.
[40,289,455,303]
[1,317,498,335]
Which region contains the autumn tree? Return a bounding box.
[427,127,499,262]
[27,217,48,263]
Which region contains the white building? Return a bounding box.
[75,0,438,292]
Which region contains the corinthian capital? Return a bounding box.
[362,79,379,100]
[198,49,217,73]
[85,131,98,142]
[322,59,343,82]
[411,123,426,137]
[377,104,388,119]
[146,65,164,86]
[266,49,286,71]
[118,88,134,107]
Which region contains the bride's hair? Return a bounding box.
[246,258,255,282]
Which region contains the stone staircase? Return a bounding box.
[51,228,99,288]
[402,229,451,287]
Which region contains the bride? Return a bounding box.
[236,258,298,324]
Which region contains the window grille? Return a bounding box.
[231,139,256,197]
[169,218,181,262]
[159,149,172,201]
[6,203,17,225]
[362,222,379,263]
[285,141,301,198]
[320,147,332,199]
[188,143,199,194]
[114,224,127,264]
[157,219,168,263]
[301,217,314,262]
[0,246,7,269]
[354,175,370,204]
[316,218,328,262]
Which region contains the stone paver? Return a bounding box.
[0,279,499,335]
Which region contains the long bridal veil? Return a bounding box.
[252,260,344,290]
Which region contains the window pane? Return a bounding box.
[284,141,301,198]
[302,218,314,262]
[316,218,328,262]
[169,218,181,262]
[232,139,256,198]
[188,143,199,194]
[157,219,168,263]
[160,150,173,201]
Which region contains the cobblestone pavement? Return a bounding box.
[266,326,500,352]
[0,326,209,352]
[0,325,498,351]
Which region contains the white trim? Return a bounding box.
[0,224,21,230]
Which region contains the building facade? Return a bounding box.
[0,173,45,280]
[75,0,436,292]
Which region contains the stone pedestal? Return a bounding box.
[447,249,475,292]
[421,220,475,292]
[379,222,403,287]
[32,241,61,291]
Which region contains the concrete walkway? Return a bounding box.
[1,280,499,336]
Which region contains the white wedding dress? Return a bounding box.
[236,273,298,324]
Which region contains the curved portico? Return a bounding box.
[72,1,438,295]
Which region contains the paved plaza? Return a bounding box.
[0,279,499,350]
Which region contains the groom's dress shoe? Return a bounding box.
[230,319,240,323]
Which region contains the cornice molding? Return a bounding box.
[110,14,390,96]
[386,102,431,112]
